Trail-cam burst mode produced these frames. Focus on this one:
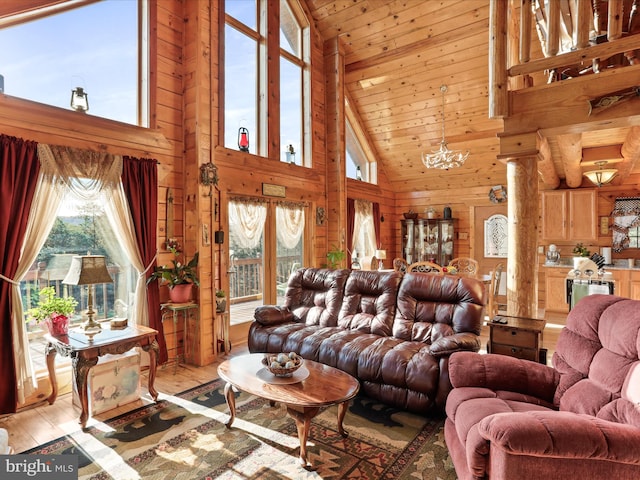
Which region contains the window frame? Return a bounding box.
[0,0,150,127]
[222,0,310,165]
[345,95,378,184]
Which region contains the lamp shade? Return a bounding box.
[584,168,617,187]
[62,255,112,286]
[375,249,387,260]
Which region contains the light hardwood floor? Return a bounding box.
[1,310,565,454]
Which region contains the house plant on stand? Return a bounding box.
[215,289,227,313]
[27,286,78,336]
[147,244,199,303]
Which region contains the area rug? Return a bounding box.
[25,379,457,479]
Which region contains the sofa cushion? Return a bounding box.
[283,268,349,327]
[393,273,484,342]
[338,269,402,336]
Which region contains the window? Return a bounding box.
[23,189,135,373]
[484,214,508,258]
[224,3,259,153]
[0,0,146,126]
[352,200,377,259]
[228,198,306,325]
[279,0,305,164]
[345,100,377,183]
[224,0,309,163]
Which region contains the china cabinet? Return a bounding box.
[400,218,455,266]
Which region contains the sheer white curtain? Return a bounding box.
[352,199,376,258]
[11,152,65,403]
[276,203,305,249]
[229,199,267,249]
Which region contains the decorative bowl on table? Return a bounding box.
[262,352,303,377]
[403,211,418,220]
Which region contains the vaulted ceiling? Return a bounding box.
[306,0,640,193]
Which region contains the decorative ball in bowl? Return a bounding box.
[262,352,303,377]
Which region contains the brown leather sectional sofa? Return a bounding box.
[248,267,485,414]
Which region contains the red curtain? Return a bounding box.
[347,198,355,259]
[121,156,167,364]
[0,135,40,414]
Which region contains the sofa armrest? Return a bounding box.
[449,351,560,403]
[429,332,480,357]
[478,411,640,465]
[254,305,295,326]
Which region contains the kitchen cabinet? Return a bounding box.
[541,189,597,242]
[628,271,640,299]
[401,218,455,266]
[611,269,630,298]
[544,268,569,313]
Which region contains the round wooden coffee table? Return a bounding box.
[217,353,360,469]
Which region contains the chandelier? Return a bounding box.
[421,85,469,169]
[583,160,618,187]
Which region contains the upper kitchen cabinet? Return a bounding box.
[541,189,597,242]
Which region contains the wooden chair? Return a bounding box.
[448,257,479,277]
[393,257,408,273]
[486,262,505,320]
[407,261,443,274]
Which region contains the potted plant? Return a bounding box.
[147,246,199,303]
[215,289,227,313]
[573,243,590,257]
[572,243,591,270]
[27,286,78,336]
[326,245,346,269]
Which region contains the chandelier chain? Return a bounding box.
[421,84,469,170]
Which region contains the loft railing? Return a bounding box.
[489,0,640,118]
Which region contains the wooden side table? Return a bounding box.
[45,323,159,429]
[488,315,546,363]
[161,302,199,367]
[215,310,231,354]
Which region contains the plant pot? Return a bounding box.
[43,314,69,336]
[216,297,227,313]
[169,284,193,303]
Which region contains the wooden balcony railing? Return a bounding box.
[490,0,640,118]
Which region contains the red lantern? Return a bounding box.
[238,127,249,152]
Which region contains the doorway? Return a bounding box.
[227,198,307,332]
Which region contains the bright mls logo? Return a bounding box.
[1,455,77,479]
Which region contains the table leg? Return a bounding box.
[223,382,236,428]
[337,401,350,437]
[73,355,98,429]
[286,405,320,470]
[145,339,159,401]
[45,343,58,405]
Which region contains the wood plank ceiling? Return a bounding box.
[306,0,639,193]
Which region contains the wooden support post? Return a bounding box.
[506,156,539,318]
[324,37,348,266]
[489,0,508,118]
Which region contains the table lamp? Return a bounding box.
[62,255,112,332]
[375,249,387,270]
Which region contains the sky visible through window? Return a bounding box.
[0,0,138,125]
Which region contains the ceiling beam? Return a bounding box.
[612,126,640,184]
[536,132,560,189]
[557,134,583,188]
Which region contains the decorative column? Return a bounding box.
[506,156,539,317]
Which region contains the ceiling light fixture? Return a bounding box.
[583,160,618,187]
[422,85,469,170]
